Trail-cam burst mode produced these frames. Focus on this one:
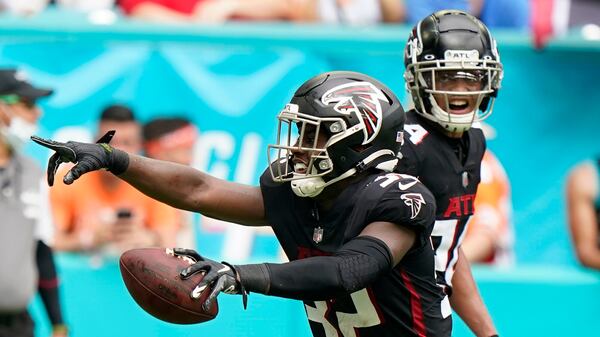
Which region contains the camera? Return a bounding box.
[116,208,132,219]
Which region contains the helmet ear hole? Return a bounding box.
[479,97,490,112]
[321,122,338,137]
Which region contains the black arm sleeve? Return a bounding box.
[238,236,393,301]
[36,240,64,326]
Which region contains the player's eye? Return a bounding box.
[439,71,485,83]
[304,133,316,145]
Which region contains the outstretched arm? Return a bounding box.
[32,134,267,227]
[121,154,266,226]
[450,248,497,337]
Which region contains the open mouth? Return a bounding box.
[447,99,472,113]
[293,161,308,174]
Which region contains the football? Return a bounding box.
[119,247,218,324]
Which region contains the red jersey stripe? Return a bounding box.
[400,270,427,337]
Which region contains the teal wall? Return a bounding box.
[2,9,600,337]
[2,11,599,266]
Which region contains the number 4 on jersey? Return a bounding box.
[404,124,428,145]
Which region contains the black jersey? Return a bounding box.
[395,110,486,316]
[260,167,451,337]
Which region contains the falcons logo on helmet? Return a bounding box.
[321,82,387,144]
[400,193,426,219]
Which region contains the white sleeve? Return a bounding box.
[34,179,54,246]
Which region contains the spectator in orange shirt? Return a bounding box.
[142,116,199,248]
[49,104,180,254]
[462,149,515,266]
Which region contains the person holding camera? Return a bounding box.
[48,104,181,255]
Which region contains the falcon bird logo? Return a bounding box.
[400,193,426,219]
[321,82,387,144]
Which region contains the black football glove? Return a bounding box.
[30,131,129,186]
[174,248,248,311]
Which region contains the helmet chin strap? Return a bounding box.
[290,150,398,198]
[291,168,357,198]
[427,95,475,134]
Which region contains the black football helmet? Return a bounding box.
[268,71,405,197]
[404,10,503,134]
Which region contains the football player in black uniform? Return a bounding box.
[396,10,504,337]
[32,71,451,336]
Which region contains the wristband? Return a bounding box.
[108,148,130,175]
[221,261,248,309]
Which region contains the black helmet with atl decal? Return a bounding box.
[404,10,503,134]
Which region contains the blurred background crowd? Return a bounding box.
[0,0,598,44]
[0,1,599,337]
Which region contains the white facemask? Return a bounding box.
[0,115,38,151]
